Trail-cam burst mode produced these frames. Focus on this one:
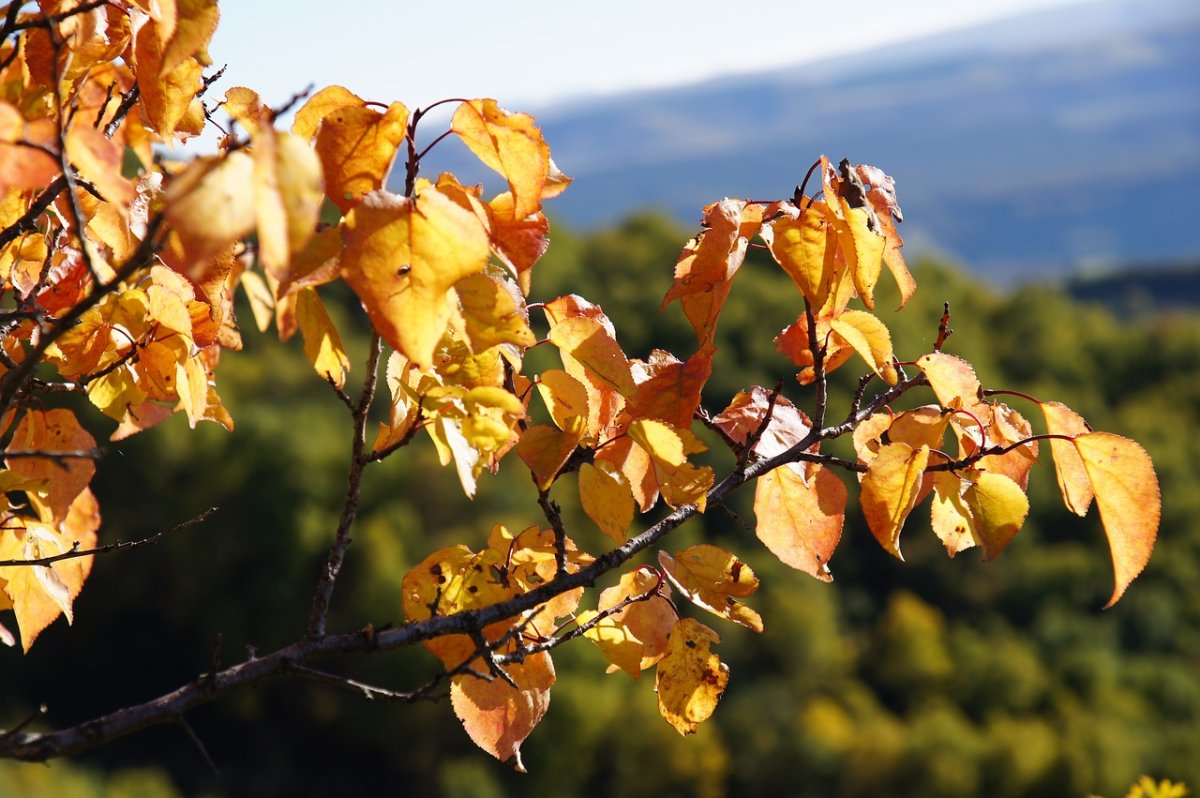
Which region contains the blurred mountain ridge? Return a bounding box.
[423,0,1200,284]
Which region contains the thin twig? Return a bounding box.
[175,715,220,779]
[0,506,217,568]
[306,333,383,638]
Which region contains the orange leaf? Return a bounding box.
[163,152,257,268]
[133,16,203,138]
[315,102,409,213]
[859,442,930,559]
[292,85,364,141]
[658,545,762,632]
[451,99,552,219]
[627,349,713,431]
[516,423,581,491]
[341,188,489,368]
[1041,400,1094,516]
[0,490,98,651]
[1074,432,1160,607]
[754,463,846,581]
[451,649,555,772]
[535,369,591,435]
[6,409,96,523]
[655,618,729,735]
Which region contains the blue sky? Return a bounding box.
[209,0,1099,114]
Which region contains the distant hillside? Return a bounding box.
[1066,262,1200,314]
[418,0,1200,285]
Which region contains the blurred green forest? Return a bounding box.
[2,213,1198,798]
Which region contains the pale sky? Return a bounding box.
[209,0,1098,115]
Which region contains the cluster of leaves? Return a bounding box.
[0,0,1162,773]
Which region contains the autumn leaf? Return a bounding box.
[535,369,591,435]
[655,618,729,735]
[451,648,555,772]
[578,461,634,543]
[295,287,350,389]
[829,310,898,385]
[454,271,536,353]
[341,187,489,368]
[0,490,99,652]
[1074,432,1160,607]
[964,471,1029,561]
[314,101,409,213]
[628,419,713,511]
[163,152,257,268]
[6,409,97,523]
[916,352,984,411]
[516,423,581,491]
[754,463,846,581]
[762,200,835,308]
[451,99,552,219]
[712,386,814,461]
[626,348,713,431]
[579,610,644,678]
[546,314,636,398]
[595,568,675,674]
[1041,400,1094,516]
[658,546,763,632]
[859,442,930,559]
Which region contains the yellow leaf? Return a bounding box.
[341,188,489,368]
[1074,432,1160,607]
[455,272,536,352]
[451,99,552,219]
[451,649,555,772]
[762,200,835,308]
[754,463,846,582]
[829,309,898,385]
[930,471,976,557]
[579,610,644,678]
[295,287,350,389]
[292,85,364,141]
[916,352,984,411]
[546,315,635,398]
[597,568,675,673]
[163,152,257,268]
[254,130,325,278]
[964,471,1029,561]
[655,618,729,735]
[315,102,409,213]
[658,545,763,632]
[159,0,219,77]
[628,419,713,511]
[175,356,208,429]
[1041,400,1094,516]
[888,405,951,451]
[838,199,885,310]
[859,442,930,559]
[535,369,591,434]
[578,461,634,543]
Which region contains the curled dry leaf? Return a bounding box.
[658,545,763,632]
